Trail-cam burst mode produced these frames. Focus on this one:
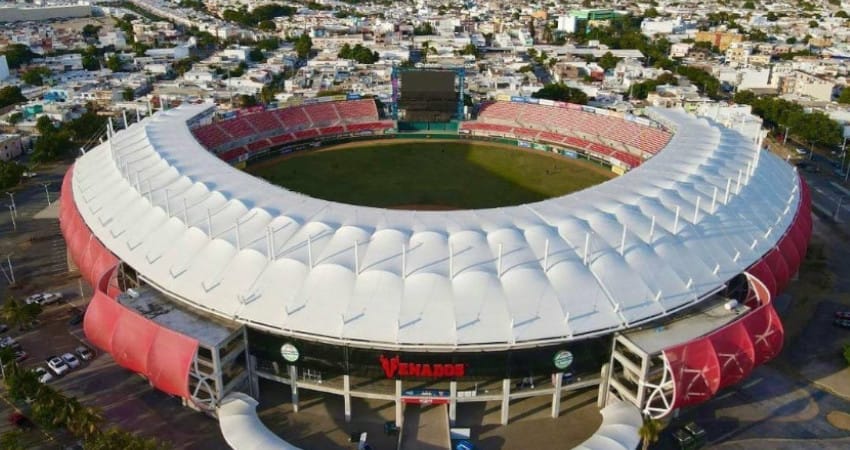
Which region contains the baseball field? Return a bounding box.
[248,139,613,209]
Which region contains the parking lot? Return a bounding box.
[0,161,227,449]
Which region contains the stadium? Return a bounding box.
[58,71,811,449]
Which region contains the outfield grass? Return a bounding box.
[248,140,613,209]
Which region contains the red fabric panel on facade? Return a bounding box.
[747,259,777,300]
[742,304,785,366]
[789,218,807,263]
[83,289,122,354]
[664,337,721,409]
[79,237,98,286]
[778,234,801,276]
[146,327,198,398]
[710,321,755,390]
[111,308,158,374]
[765,249,791,293]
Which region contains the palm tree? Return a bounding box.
[639,417,663,450]
[18,302,42,329]
[0,429,27,450]
[0,345,15,378]
[1,297,25,330]
[67,404,104,440]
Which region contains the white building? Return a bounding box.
[0,134,22,161]
[0,55,8,81]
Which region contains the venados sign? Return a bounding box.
[380,355,465,378]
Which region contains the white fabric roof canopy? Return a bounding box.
[70,103,800,350]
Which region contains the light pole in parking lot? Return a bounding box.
[7,205,15,231]
[5,192,15,217]
[783,125,791,145]
[41,183,51,206]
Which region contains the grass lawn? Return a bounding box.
[248,140,613,209]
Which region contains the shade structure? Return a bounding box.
[218,393,303,450]
[710,321,755,390]
[665,337,722,409]
[663,273,784,410]
[63,168,199,400]
[65,103,808,351]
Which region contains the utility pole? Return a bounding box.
[836,197,845,221]
[7,205,15,231]
[41,183,51,206]
[5,192,15,217]
[7,255,14,285]
[783,125,790,145]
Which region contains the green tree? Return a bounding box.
[7,112,22,124]
[0,86,26,109]
[123,87,135,101]
[258,20,276,31]
[844,343,850,366]
[809,20,819,28]
[0,44,36,69]
[106,54,122,72]
[248,47,265,62]
[0,429,26,450]
[836,11,849,19]
[597,51,620,71]
[294,34,313,59]
[21,66,51,86]
[742,0,755,8]
[786,36,797,44]
[645,7,660,17]
[459,43,479,58]
[82,24,101,39]
[639,417,662,450]
[33,129,72,163]
[838,87,850,104]
[413,22,434,35]
[532,83,589,104]
[766,12,778,21]
[82,54,100,71]
[0,161,24,190]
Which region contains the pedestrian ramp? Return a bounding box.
[399,404,451,450]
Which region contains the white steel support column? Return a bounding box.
[211,342,224,403]
[501,378,511,425]
[289,365,300,412]
[551,372,563,418]
[449,381,457,426]
[343,375,352,423]
[395,379,403,426]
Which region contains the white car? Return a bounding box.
[46,356,69,376]
[795,147,808,155]
[34,367,53,384]
[24,293,44,305]
[61,353,80,369]
[40,292,63,305]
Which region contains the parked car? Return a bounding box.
[24,293,44,305]
[833,319,850,329]
[40,292,63,305]
[61,353,80,369]
[0,336,18,349]
[76,346,94,361]
[8,412,34,430]
[835,311,850,319]
[34,367,53,384]
[46,356,69,376]
[14,350,28,363]
[68,312,84,326]
[795,147,808,155]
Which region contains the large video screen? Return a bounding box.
[399,71,457,122]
